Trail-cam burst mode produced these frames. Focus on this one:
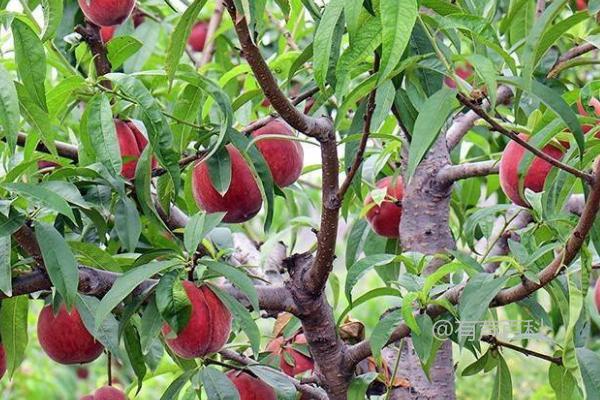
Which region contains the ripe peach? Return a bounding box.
[0,344,5,380]
[76,366,89,379]
[251,119,304,187]
[499,134,565,207]
[227,371,277,400]
[37,304,104,365]
[576,0,588,10]
[162,282,232,359]
[99,10,145,43]
[94,386,127,399]
[192,144,263,223]
[444,65,473,89]
[115,119,156,180]
[78,0,136,27]
[364,176,404,238]
[188,21,209,52]
[266,334,313,376]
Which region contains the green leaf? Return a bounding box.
[406,87,459,179]
[76,294,123,359]
[3,183,75,223]
[0,208,25,237]
[343,0,362,37]
[576,348,600,400]
[14,83,55,155]
[548,363,576,400]
[86,93,122,176]
[462,350,490,376]
[337,287,402,325]
[11,18,47,111]
[412,314,434,362]
[124,323,147,394]
[35,223,79,309]
[490,354,513,400]
[199,367,241,400]
[313,0,344,89]
[155,271,192,334]
[211,286,261,356]
[369,309,402,360]
[499,76,585,156]
[0,64,20,153]
[107,35,143,69]
[106,73,181,192]
[206,145,232,195]
[95,261,178,327]
[345,254,396,303]
[41,0,63,42]
[184,212,225,254]
[402,292,420,334]
[114,197,142,252]
[203,260,259,312]
[379,0,417,83]
[347,372,378,400]
[165,0,207,87]
[0,235,11,296]
[465,54,498,109]
[160,369,197,400]
[0,295,28,378]
[247,365,296,400]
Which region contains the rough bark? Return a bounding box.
[393,136,457,399]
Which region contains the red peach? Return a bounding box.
[227,371,277,400]
[0,344,5,380]
[99,10,145,43]
[576,0,588,10]
[162,282,232,359]
[444,65,473,89]
[188,21,209,52]
[251,119,304,187]
[37,304,104,365]
[499,134,565,207]
[78,0,136,27]
[266,334,313,377]
[192,144,263,223]
[94,386,127,400]
[115,119,156,180]
[364,176,404,238]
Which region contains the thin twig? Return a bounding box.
[481,335,562,365]
[456,93,594,184]
[436,160,499,184]
[198,0,225,67]
[74,22,112,89]
[338,53,380,199]
[547,43,597,78]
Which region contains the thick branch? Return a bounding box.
[457,93,594,184]
[338,53,379,200]
[17,133,79,162]
[346,158,600,365]
[436,160,499,184]
[446,85,513,149]
[223,0,332,140]
[219,349,328,400]
[548,43,597,78]
[198,0,225,67]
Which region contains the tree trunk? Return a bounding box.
[394,136,457,399]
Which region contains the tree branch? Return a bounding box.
[436,160,499,184]
[480,335,562,365]
[198,0,225,67]
[219,349,328,400]
[456,92,594,184]
[535,0,546,17]
[74,22,112,89]
[346,158,600,366]
[223,0,332,140]
[446,85,513,149]
[548,43,597,79]
[338,53,379,200]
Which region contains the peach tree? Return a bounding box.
[0,0,599,399]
